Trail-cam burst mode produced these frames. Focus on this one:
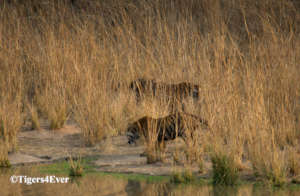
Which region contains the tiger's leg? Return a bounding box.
[157,140,166,153]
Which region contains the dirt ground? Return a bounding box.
[8,122,209,176]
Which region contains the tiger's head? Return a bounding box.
[126,117,150,145]
[126,123,140,145]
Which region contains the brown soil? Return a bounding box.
[8,123,210,176]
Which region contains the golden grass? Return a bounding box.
[27,103,41,130]
[0,142,11,167]
[0,0,299,184]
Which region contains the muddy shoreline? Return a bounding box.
[8,124,206,176]
[7,125,300,187]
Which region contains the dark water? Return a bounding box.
[125,181,300,196]
[1,168,300,196]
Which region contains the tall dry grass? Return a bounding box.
[0,0,299,182]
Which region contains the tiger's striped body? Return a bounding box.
[129,78,199,103]
[126,112,208,147]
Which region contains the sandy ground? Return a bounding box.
[8,123,208,176]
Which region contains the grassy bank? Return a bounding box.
[2,164,300,196]
[14,159,300,188]
[37,158,171,183]
[0,0,300,186]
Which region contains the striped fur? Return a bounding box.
[129,78,199,102]
[126,112,208,147]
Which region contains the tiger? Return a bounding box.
[129,78,199,103]
[126,112,208,150]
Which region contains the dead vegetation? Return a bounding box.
[0,0,299,185]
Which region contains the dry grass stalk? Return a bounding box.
[0,0,299,182]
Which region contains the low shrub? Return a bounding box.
[170,169,195,184]
[69,156,84,177]
[211,152,239,186]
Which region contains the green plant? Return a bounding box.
[171,172,185,183]
[69,155,84,177]
[170,169,195,184]
[211,153,239,186]
[264,169,286,187]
